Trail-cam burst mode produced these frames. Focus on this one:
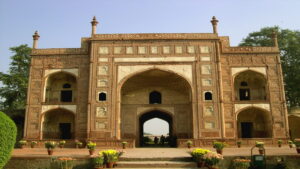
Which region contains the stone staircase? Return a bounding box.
[116,156,199,168]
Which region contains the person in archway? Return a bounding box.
[154,136,159,145]
[160,135,165,145]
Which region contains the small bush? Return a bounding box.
[87,141,96,150]
[213,141,227,150]
[45,141,57,149]
[190,148,211,162]
[255,141,264,148]
[0,111,17,168]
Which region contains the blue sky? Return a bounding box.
[1,0,300,74]
[1,0,299,135]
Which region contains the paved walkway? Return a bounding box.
[12,146,299,158]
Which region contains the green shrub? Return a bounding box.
[186,140,193,146]
[0,111,17,168]
[213,141,227,150]
[190,148,211,162]
[45,141,57,149]
[255,141,264,148]
[87,141,96,150]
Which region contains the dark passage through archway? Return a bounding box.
[139,110,175,147]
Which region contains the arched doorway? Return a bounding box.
[288,115,300,139]
[237,107,272,138]
[139,110,173,147]
[45,72,77,103]
[41,109,75,139]
[120,69,193,147]
[234,71,267,101]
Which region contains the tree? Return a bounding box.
[240,27,300,108]
[0,44,31,140]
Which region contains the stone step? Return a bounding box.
[116,161,198,168]
[119,157,192,161]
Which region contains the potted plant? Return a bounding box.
[31,141,38,148]
[93,154,105,169]
[255,141,264,155]
[87,141,97,155]
[186,140,193,148]
[190,148,211,167]
[101,149,120,168]
[277,140,283,148]
[59,140,66,148]
[213,141,227,154]
[19,140,27,148]
[57,157,74,169]
[45,141,57,155]
[288,140,294,148]
[295,141,300,154]
[203,151,223,169]
[75,140,83,149]
[121,141,127,149]
[232,158,251,169]
[237,141,242,148]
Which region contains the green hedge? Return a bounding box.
[0,111,17,168]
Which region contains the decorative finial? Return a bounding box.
[91,16,99,36]
[272,30,278,47]
[32,31,40,49]
[211,16,219,34]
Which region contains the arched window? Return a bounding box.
[149,91,161,104]
[99,92,107,101]
[204,92,212,100]
[61,84,72,102]
[240,81,248,86]
[62,83,71,88]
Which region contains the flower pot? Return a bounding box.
[197,161,205,168]
[89,149,95,155]
[47,149,53,155]
[106,162,114,168]
[297,148,300,154]
[187,145,191,149]
[216,149,223,155]
[31,145,35,148]
[20,145,24,149]
[258,149,264,155]
[289,144,293,148]
[237,145,241,148]
[122,145,126,149]
[278,144,282,148]
[59,145,64,148]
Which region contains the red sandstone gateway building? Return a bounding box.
[24,17,289,147]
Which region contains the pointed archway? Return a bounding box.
[234,70,267,101]
[120,69,193,147]
[237,107,272,138]
[139,110,173,147]
[41,108,75,139]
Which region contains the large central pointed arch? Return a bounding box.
[118,68,194,146]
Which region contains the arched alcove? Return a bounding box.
[237,107,272,138]
[288,115,300,139]
[45,72,77,103]
[234,70,267,101]
[120,69,193,146]
[41,108,75,139]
